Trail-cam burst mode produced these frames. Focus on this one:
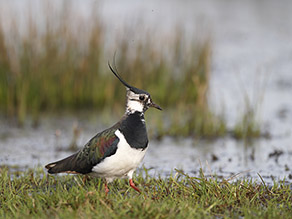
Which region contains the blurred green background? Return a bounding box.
[0,1,262,139]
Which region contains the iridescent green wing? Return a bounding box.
[73,124,120,173]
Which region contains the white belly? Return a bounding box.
[91,129,147,182]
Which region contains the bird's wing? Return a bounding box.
[77,126,119,168]
[46,123,120,174]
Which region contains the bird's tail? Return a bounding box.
[45,154,78,174]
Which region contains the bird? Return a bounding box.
[45,63,162,194]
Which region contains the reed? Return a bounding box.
[0,2,261,138]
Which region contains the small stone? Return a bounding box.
[211,154,218,162]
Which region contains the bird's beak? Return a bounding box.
[150,101,162,110]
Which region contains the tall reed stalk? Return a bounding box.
[0,2,226,137]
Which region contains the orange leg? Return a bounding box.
[82,175,89,184]
[104,182,109,195]
[129,179,141,193]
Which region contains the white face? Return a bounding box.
[126,90,151,113]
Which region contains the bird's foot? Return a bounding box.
[129,179,141,193]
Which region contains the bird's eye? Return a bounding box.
[139,95,145,101]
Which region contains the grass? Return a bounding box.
[0,1,264,139]
[0,1,239,139]
[233,108,261,140]
[1,167,291,218]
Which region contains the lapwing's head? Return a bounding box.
[108,63,162,114]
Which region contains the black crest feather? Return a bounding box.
[108,58,149,95]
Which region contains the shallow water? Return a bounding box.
[1,0,292,184]
[0,114,291,184]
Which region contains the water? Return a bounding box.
[1,0,292,184]
[1,114,291,184]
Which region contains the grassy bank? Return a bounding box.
[1,167,291,218]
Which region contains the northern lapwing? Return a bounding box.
[45,63,162,194]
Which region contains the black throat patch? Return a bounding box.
[119,112,148,149]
